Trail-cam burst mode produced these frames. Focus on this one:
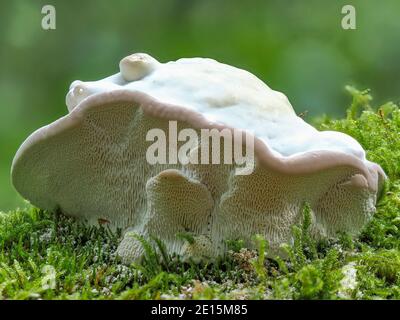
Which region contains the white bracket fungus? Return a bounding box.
[11,53,386,264]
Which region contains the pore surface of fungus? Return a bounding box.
[12,53,386,264]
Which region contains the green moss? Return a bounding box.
[0,86,399,300]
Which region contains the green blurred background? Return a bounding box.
[0,0,399,210]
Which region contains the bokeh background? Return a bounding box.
[0,0,399,210]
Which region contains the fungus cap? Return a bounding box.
[11,53,386,264]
